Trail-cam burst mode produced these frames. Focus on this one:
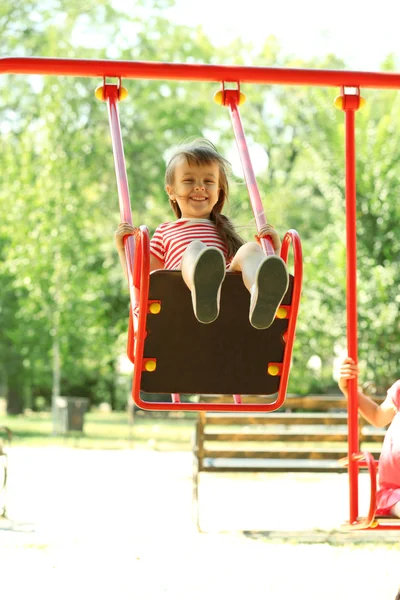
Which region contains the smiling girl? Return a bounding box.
[115,138,288,329]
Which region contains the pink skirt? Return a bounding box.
[376,486,400,515]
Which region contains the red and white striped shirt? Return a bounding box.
[150,219,231,269]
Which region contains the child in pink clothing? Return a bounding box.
[339,357,400,518]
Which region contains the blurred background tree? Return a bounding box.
[0,0,399,413]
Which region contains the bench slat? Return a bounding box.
[200,458,348,472]
[204,432,355,443]
[203,412,349,426]
[198,449,381,461]
[201,395,350,410]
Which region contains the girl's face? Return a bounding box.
[166,158,220,219]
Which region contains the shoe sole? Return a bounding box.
[192,248,226,324]
[250,256,289,329]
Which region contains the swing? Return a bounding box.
[340,451,400,530]
[4,56,397,529]
[96,80,302,413]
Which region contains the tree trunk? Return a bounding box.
[51,244,62,434]
[6,361,25,415]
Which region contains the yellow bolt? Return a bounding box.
[144,359,156,372]
[94,85,128,101]
[149,302,161,314]
[268,365,280,376]
[276,307,288,319]
[334,96,343,110]
[213,90,224,105]
[334,95,366,110]
[213,90,246,106]
[119,86,128,100]
[95,85,105,101]
[370,520,378,529]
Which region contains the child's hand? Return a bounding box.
[338,357,359,396]
[115,222,136,251]
[256,224,281,255]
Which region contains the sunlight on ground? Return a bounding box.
[0,447,399,600]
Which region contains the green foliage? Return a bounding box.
[0,410,196,450]
[0,1,399,412]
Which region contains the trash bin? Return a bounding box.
[53,397,89,434]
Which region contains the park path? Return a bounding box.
[0,447,399,599]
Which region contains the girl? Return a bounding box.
[339,357,400,518]
[115,138,289,330]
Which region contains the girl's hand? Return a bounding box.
[256,224,281,255]
[338,357,359,396]
[115,222,136,251]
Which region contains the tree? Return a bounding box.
[1,1,399,412]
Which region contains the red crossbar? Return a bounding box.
[2,57,400,89]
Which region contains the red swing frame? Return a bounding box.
[112,80,302,413]
[2,57,400,529]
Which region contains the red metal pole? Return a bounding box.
[278,229,303,408]
[131,226,150,404]
[4,57,400,90]
[343,93,361,525]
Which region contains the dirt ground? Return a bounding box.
[1,447,399,600]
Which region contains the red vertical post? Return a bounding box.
[340,88,362,525]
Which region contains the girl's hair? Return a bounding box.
[165,138,244,258]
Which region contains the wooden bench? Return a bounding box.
[0,426,12,518]
[192,395,386,525]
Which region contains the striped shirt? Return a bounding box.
[150,218,231,269]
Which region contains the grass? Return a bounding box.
[1,409,384,455]
[0,409,197,451]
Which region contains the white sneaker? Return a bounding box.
[192,247,226,324]
[249,256,289,329]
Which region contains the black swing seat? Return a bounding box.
[140,269,294,396]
